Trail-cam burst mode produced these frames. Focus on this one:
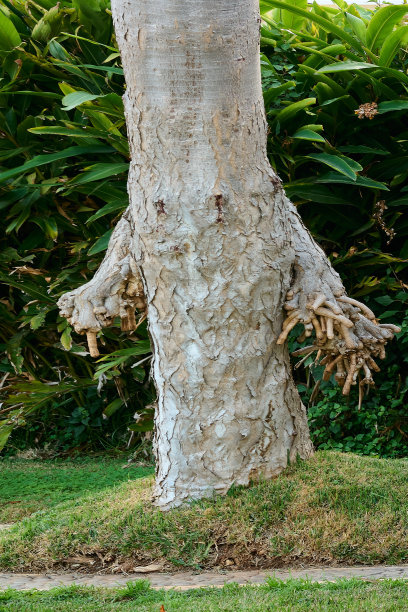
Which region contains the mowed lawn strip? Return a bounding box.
[0,457,153,523]
[0,451,407,571]
[1,578,408,612]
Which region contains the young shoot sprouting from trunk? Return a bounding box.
[57,0,400,509]
[279,201,400,404]
[59,212,147,357]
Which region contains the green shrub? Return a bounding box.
[261,0,408,456]
[0,0,154,453]
[0,0,407,456]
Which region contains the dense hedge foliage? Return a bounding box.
[0,0,407,456]
[0,0,154,453]
[261,0,408,457]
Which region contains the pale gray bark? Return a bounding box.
[58,210,146,355]
[58,0,398,509]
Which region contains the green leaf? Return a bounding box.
[30,311,47,331]
[59,31,117,53]
[49,39,70,61]
[372,65,408,87]
[6,207,31,233]
[301,43,348,68]
[87,229,113,256]
[0,10,21,50]
[260,35,276,47]
[29,126,102,138]
[72,0,112,45]
[30,312,47,331]
[317,61,378,74]
[96,343,151,361]
[38,217,58,241]
[366,5,408,51]
[300,65,348,98]
[301,124,324,133]
[320,95,350,107]
[77,63,124,75]
[6,332,24,374]
[387,197,408,207]
[0,423,14,452]
[62,91,103,111]
[60,326,72,351]
[285,183,357,206]
[86,199,127,224]
[350,220,375,237]
[272,98,316,126]
[375,296,395,307]
[272,0,307,30]
[377,100,408,114]
[345,13,367,45]
[338,156,363,173]
[307,153,357,180]
[260,0,365,54]
[292,129,325,143]
[1,91,62,100]
[32,4,63,43]
[128,420,154,433]
[103,398,124,418]
[93,343,151,378]
[338,145,389,156]
[103,52,121,63]
[316,172,389,191]
[378,25,408,67]
[263,81,296,107]
[70,163,129,186]
[0,272,55,302]
[0,146,113,183]
[378,310,399,320]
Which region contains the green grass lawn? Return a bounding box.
[0,451,407,572]
[0,457,153,523]
[1,578,408,611]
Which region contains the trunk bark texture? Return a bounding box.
[58,0,399,509]
[111,0,313,508]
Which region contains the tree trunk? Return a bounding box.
[112,0,315,509]
[59,0,399,509]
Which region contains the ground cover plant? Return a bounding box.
[1,578,408,612]
[0,456,153,523]
[0,451,407,572]
[0,0,407,457]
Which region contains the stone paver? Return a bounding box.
[0,566,407,591]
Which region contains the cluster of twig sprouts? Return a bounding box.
[85,277,147,358]
[278,289,400,405]
[59,265,147,359]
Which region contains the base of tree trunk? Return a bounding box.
[153,349,314,509]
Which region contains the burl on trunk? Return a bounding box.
[58,0,399,509]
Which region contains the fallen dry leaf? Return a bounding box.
[133,562,164,573]
[66,556,95,566]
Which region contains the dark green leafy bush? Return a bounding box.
[261,0,408,456]
[0,0,154,453]
[0,0,407,456]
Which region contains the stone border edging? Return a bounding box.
[1,565,408,591]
